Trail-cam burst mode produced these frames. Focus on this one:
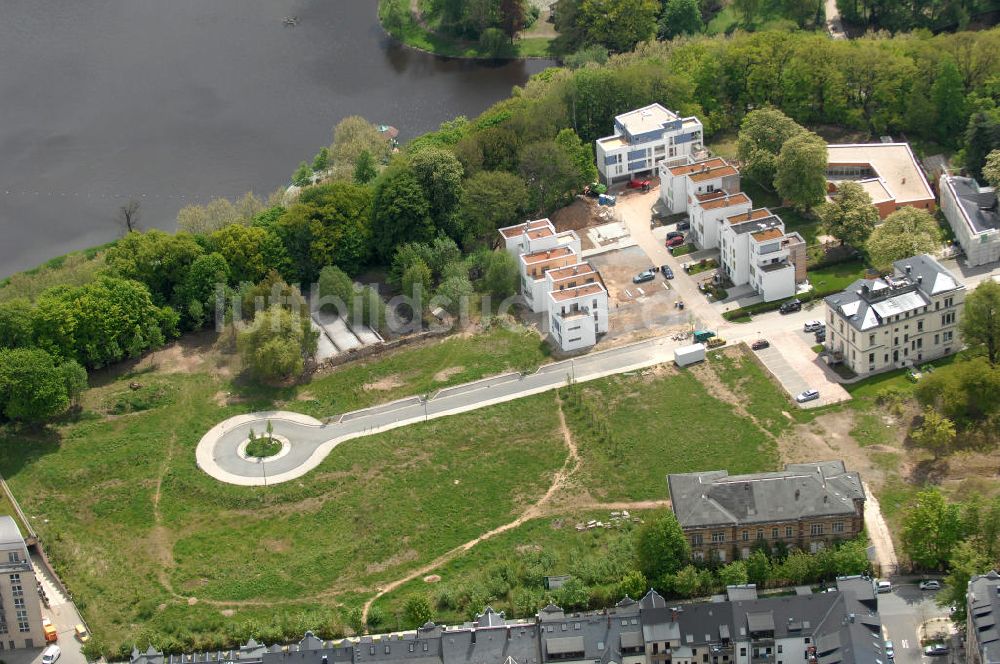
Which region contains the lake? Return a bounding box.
[0,0,554,275]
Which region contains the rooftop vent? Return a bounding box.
[978,190,998,211]
[905,265,912,274]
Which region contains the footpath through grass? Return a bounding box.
[0,326,558,656]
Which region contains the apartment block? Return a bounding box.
[823,254,965,376]
[498,219,608,353]
[545,263,609,353]
[968,570,1000,664]
[0,517,44,650]
[718,209,806,303]
[126,582,884,664]
[825,143,935,218]
[939,173,1000,267]
[595,104,704,185]
[659,158,740,216]
[688,191,752,251]
[668,461,866,562]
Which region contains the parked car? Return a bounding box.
[666,230,684,240]
[661,265,674,279]
[751,339,770,350]
[779,299,802,314]
[677,220,691,231]
[876,580,892,593]
[75,624,90,643]
[665,235,685,248]
[803,320,824,332]
[627,178,651,190]
[815,330,826,342]
[884,641,894,660]
[795,389,820,403]
[919,580,942,590]
[706,337,726,349]
[923,643,949,656]
[633,270,655,284]
[41,646,61,664]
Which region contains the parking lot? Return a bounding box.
[746,324,850,408]
[588,245,694,340]
[878,581,958,664]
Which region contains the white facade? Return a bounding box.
[939,173,1000,267]
[689,192,752,250]
[824,255,965,376]
[658,157,741,215]
[719,210,803,302]
[547,283,609,352]
[595,104,704,185]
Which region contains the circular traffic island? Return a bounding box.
[246,436,282,459]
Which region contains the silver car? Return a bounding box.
[795,389,820,403]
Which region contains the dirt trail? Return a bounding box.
[863,481,899,573]
[149,435,180,597]
[361,392,581,623]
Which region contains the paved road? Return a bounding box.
[198,335,687,485]
[879,582,954,664]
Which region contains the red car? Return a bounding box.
[665,235,685,248]
[628,178,651,191]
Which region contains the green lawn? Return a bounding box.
[0,248,109,303]
[777,207,822,246]
[741,179,782,209]
[564,354,782,502]
[707,131,738,159]
[235,326,550,418]
[0,327,559,656]
[807,260,869,294]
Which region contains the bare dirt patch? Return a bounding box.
[778,410,886,487]
[550,198,600,250]
[366,548,419,574]
[423,574,441,583]
[296,391,316,401]
[433,366,465,382]
[262,538,291,554]
[220,609,235,617]
[363,374,406,391]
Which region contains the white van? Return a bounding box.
[876,580,892,593]
[42,645,61,664]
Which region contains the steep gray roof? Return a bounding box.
[668,461,865,529]
[944,174,1000,235]
[970,570,1000,664]
[824,254,962,332]
[0,516,25,549]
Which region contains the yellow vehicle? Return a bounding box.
[74,624,90,642]
[706,337,727,349]
[42,617,57,643]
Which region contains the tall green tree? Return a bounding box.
[518,141,582,212]
[554,128,599,186]
[865,207,942,270]
[371,165,436,262]
[939,538,992,623]
[104,230,204,305]
[965,111,1000,181]
[932,58,968,147]
[408,147,465,226]
[911,406,957,459]
[0,348,74,423]
[354,150,378,184]
[577,0,659,53]
[499,0,528,40]
[403,596,434,629]
[479,251,520,301]
[737,107,806,187]
[0,299,35,349]
[901,488,963,570]
[659,0,703,39]
[237,306,317,382]
[775,131,828,210]
[292,161,312,187]
[635,510,690,582]
[457,171,529,248]
[817,181,879,248]
[960,279,1000,365]
[982,149,1000,190]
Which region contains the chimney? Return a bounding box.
[905,264,912,274]
[917,275,923,284]
[795,489,800,500]
[671,608,678,622]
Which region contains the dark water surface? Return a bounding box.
[0,0,553,275]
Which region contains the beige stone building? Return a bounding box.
[668,462,866,562]
[823,254,965,377]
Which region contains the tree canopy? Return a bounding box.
[865,207,941,270]
[960,279,1000,365]
[775,131,828,210]
[635,510,690,583]
[817,181,879,248]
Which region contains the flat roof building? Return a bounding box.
[939,173,1000,267]
[825,143,935,218]
[969,570,1000,664]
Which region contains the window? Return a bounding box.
[945,297,954,307]
[756,529,764,540]
[869,334,875,346]
[6,553,16,564]
[918,320,923,332]
[810,524,824,536]
[833,522,844,533]
[771,527,779,539]
[786,526,793,538]
[692,534,703,546]
[712,531,726,543]
[778,646,783,654]
[742,530,749,541]
[869,352,875,363]
[934,333,940,344]
[15,610,28,633]
[944,331,953,342]
[740,649,747,657]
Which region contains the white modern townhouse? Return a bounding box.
[595,104,704,185]
[719,209,807,303]
[659,157,740,216]
[688,191,752,250]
